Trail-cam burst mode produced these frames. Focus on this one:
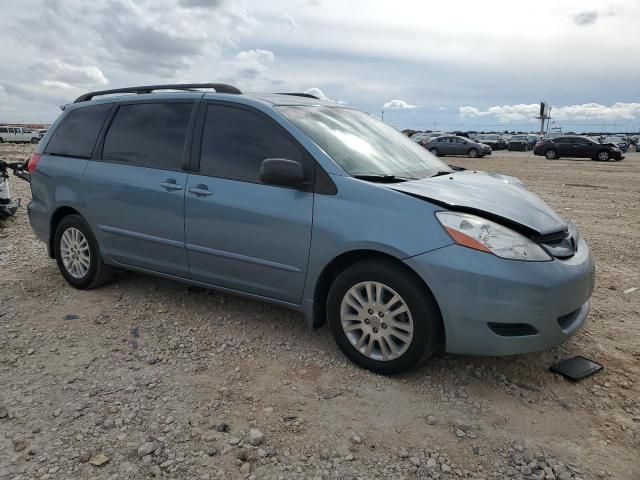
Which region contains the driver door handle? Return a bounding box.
[160,179,183,191]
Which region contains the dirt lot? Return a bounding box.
[1,142,639,480]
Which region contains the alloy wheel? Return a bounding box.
[598,151,610,161]
[60,227,91,278]
[340,281,414,361]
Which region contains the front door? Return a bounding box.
[83,101,196,277]
[185,103,314,303]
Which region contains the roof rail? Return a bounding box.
[277,92,320,100]
[73,83,242,103]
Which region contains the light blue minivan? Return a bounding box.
[27,84,595,374]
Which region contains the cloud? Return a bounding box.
[226,49,275,79]
[572,11,598,25]
[571,7,619,26]
[179,0,225,8]
[459,102,640,122]
[32,60,108,87]
[383,99,419,110]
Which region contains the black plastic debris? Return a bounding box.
[549,356,603,381]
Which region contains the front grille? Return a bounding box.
[557,308,581,330]
[488,322,539,337]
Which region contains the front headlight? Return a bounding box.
[436,212,552,261]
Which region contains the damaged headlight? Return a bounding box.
[436,212,552,261]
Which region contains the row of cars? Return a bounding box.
[409,130,637,160]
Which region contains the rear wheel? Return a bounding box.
[596,150,610,161]
[468,148,479,158]
[327,260,442,374]
[429,148,439,156]
[54,214,116,289]
[545,149,558,159]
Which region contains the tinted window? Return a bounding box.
[0,128,7,133]
[199,104,309,183]
[102,103,192,170]
[45,104,111,158]
[554,137,571,144]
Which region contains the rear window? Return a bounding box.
[45,104,112,158]
[102,102,193,170]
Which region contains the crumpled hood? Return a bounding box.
[390,170,567,236]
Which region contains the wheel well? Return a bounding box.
[311,250,444,337]
[49,206,81,258]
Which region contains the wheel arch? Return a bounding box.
[49,206,82,258]
[310,249,445,341]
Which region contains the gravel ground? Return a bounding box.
[1,143,639,480]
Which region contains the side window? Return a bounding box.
[45,104,112,158]
[0,128,7,133]
[199,104,310,183]
[8,128,15,134]
[102,103,193,170]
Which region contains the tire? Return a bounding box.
[545,149,558,159]
[30,137,39,144]
[327,259,443,374]
[468,148,479,158]
[54,214,116,289]
[429,148,439,156]
[595,150,610,162]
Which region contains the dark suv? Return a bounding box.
[533,136,624,161]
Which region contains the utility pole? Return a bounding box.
[381,110,384,122]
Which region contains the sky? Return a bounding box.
[1,0,639,133]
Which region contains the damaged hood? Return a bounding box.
[390,170,567,236]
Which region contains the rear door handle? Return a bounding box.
[189,184,213,196]
[160,179,183,191]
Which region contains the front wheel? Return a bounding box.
[596,150,610,161]
[545,149,558,159]
[468,148,479,158]
[30,137,39,144]
[429,148,439,156]
[327,260,443,374]
[54,214,116,289]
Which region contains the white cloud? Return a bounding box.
[459,102,640,122]
[33,60,108,87]
[383,99,419,110]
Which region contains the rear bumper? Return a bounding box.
[404,239,595,356]
[27,199,49,244]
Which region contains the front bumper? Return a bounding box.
[404,239,595,356]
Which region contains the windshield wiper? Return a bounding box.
[427,170,455,178]
[352,174,417,183]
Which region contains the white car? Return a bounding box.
[0,126,41,144]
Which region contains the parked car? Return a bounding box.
[27,83,595,374]
[533,136,624,161]
[410,132,430,143]
[0,126,41,144]
[602,136,628,153]
[475,134,506,150]
[422,135,491,158]
[507,135,530,151]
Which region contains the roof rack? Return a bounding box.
[277,92,320,100]
[73,83,242,103]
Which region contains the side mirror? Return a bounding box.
[259,158,305,187]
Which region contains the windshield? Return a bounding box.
[478,135,498,140]
[510,135,527,140]
[278,106,449,179]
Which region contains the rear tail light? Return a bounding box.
[535,141,543,147]
[27,153,42,173]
